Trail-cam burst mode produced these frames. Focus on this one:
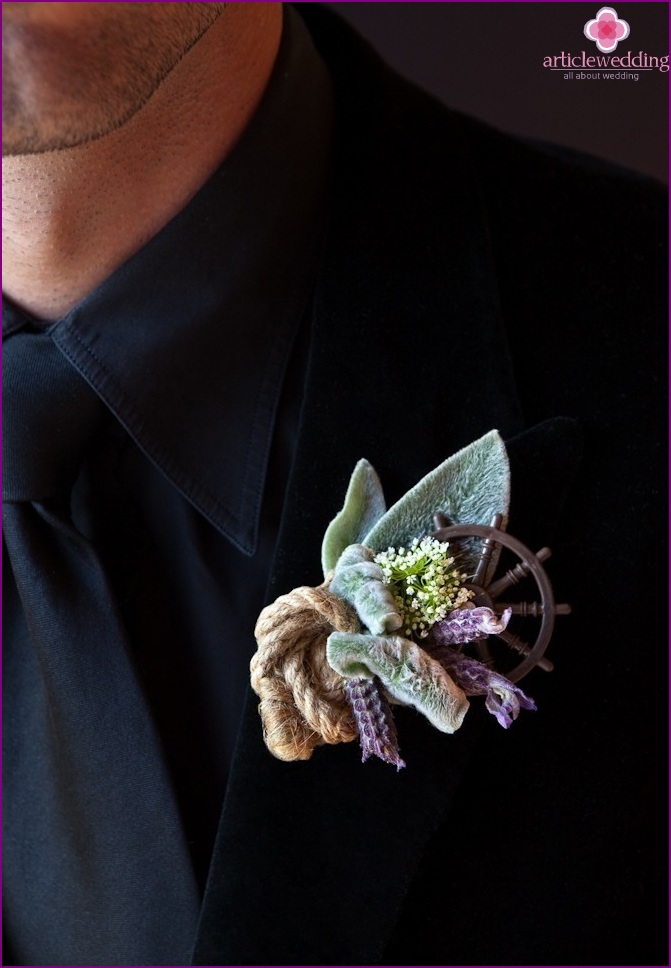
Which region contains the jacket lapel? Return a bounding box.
[193,9,581,964]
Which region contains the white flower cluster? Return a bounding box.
[374,536,472,638]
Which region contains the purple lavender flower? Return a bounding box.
[483,685,536,729]
[429,647,536,729]
[429,605,512,646]
[345,677,406,770]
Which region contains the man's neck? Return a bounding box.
[2,4,282,322]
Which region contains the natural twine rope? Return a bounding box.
[251,580,361,761]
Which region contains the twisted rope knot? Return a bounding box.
[251,581,361,761]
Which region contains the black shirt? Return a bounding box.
[2,4,333,889]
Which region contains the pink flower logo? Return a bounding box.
[584,7,630,53]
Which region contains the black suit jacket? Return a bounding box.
[188,7,667,966]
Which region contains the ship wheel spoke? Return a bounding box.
[496,629,554,673]
[496,601,572,617]
[472,513,503,586]
[487,547,551,599]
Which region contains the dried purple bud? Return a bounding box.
[483,686,536,729]
[429,606,512,646]
[430,648,536,729]
[345,677,406,770]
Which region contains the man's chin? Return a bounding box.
[2,99,91,157]
[2,127,79,157]
[2,113,128,157]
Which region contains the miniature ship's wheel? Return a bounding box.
[432,515,570,683]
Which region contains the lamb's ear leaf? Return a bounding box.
[363,429,510,570]
[321,459,386,576]
[327,631,469,735]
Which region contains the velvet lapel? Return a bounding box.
[192,9,581,965]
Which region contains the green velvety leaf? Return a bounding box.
[329,544,402,634]
[321,459,387,576]
[362,429,510,570]
[327,631,470,734]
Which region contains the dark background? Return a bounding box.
[325,2,669,184]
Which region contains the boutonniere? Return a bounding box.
[251,430,569,769]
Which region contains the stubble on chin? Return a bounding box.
[1,1,230,157]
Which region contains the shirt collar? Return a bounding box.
[2,4,333,556]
